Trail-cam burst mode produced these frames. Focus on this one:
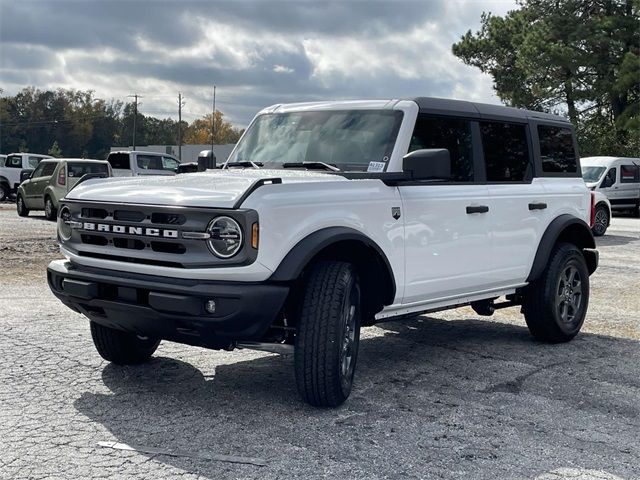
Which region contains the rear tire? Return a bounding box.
[523,243,589,343]
[16,194,29,217]
[44,196,57,221]
[0,184,8,202]
[592,204,609,236]
[294,261,361,407]
[90,322,160,364]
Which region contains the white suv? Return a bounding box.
[48,98,599,407]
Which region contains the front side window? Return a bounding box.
[620,164,640,183]
[538,125,577,173]
[137,155,163,170]
[5,155,22,168]
[67,162,109,177]
[162,156,179,171]
[602,168,616,187]
[408,116,474,182]
[228,110,403,172]
[31,163,46,178]
[480,122,530,182]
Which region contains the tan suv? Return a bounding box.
[17,158,111,220]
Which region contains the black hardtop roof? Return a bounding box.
[411,97,570,125]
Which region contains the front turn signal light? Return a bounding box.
[251,222,259,249]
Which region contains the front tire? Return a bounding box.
[294,261,361,407]
[592,204,609,236]
[44,196,57,221]
[523,243,589,343]
[90,322,160,364]
[16,194,29,217]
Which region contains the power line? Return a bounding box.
[127,93,143,150]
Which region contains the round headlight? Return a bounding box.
[206,216,243,258]
[58,206,72,241]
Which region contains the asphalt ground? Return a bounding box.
[1,202,639,480]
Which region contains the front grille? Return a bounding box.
[60,200,258,268]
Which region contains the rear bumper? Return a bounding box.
[47,260,289,349]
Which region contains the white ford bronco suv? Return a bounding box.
[48,98,598,407]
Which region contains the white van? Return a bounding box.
[106,151,180,177]
[581,156,640,217]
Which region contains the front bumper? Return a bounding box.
[47,260,289,349]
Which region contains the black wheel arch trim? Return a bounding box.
[527,214,597,282]
[269,226,396,304]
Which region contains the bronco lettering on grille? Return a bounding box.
[80,222,178,238]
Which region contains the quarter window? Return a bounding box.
[408,116,474,182]
[480,122,530,182]
[538,125,578,173]
[620,164,640,183]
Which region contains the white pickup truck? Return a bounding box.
[48,98,599,407]
[0,153,52,201]
[106,150,180,177]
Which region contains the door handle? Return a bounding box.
[466,205,489,214]
[528,202,547,210]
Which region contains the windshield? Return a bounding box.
[581,166,606,183]
[227,110,403,172]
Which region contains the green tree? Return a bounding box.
[48,140,62,157]
[452,0,640,156]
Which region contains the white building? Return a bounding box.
[110,144,236,163]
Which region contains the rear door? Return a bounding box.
[399,115,493,304]
[482,120,550,287]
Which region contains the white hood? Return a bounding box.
[65,169,346,208]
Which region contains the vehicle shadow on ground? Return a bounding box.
[73,316,640,479]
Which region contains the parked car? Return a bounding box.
[17,158,111,220]
[581,156,640,217]
[106,151,180,177]
[0,152,52,201]
[591,191,611,237]
[48,98,598,407]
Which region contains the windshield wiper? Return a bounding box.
[282,161,340,172]
[224,161,263,169]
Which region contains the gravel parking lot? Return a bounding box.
[1,203,639,480]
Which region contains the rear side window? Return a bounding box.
[137,155,164,170]
[5,155,22,168]
[620,164,640,183]
[538,125,577,173]
[107,153,130,169]
[480,122,530,182]
[409,115,475,181]
[67,163,109,177]
[40,162,57,177]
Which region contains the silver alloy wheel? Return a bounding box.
[555,265,582,324]
[45,198,52,217]
[339,283,359,390]
[594,208,608,235]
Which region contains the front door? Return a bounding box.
[400,115,493,305]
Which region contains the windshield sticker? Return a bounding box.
[367,161,386,173]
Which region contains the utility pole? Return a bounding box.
[178,92,185,161]
[127,94,142,150]
[211,85,216,154]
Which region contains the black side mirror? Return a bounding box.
[402,149,451,181]
[20,169,34,182]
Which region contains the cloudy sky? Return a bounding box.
[0,0,516,126]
